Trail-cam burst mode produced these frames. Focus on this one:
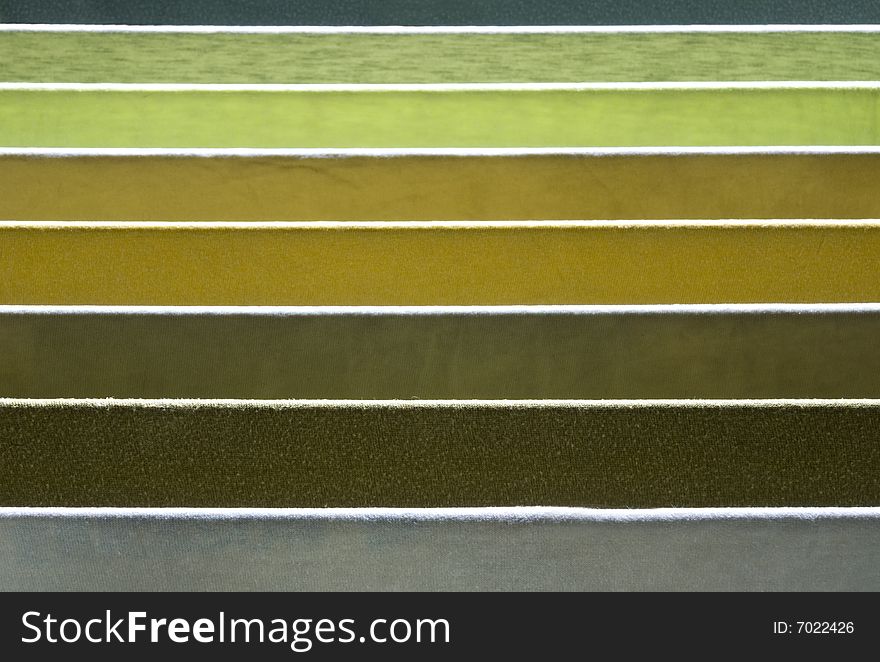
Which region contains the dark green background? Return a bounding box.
[1,1,879,25]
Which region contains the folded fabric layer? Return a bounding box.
[3,507,878,591]
[2,0,878,25]
[4,149,879,221]
[4,28,880,83]
[3,305,880,399]
[3,221,879,305]
[1,399,878,507]
[4,84,879,147]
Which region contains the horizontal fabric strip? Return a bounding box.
[2,221,880,305]
[3,85,879,147]
[1,1,879,25]
[3,29,880,83]
[2,507,879,591]
[3,305,880,399]
[1,399,879,508]
[3,150,880,221]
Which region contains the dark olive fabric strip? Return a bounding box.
[2,306,880,399]
[1,400,878,507]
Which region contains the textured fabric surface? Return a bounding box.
[3,86,880,148]
[2,508,879,591]
[3,221,880,305]
[4,29,880,83]
[3,305,880,399]
[2,0,878,26]
[4,150,880,221]
[1,399,879,508]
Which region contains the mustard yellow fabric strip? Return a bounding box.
[2,222,878,305]
[2,151,880,221]
[2,86,879,148]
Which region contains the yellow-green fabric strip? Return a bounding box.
[3,150,880,221]
[2,221,879,305]
[1,86,879,147]
[3,29,880,83]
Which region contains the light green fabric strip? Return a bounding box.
[3,30,880,83]
[2,86,878,147]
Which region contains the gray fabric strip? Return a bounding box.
[2,507,878,591]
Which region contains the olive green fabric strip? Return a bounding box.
[3,306,880,399]
[1,399,878,507]
[3,86,879,148]
[2,0,878,25]
[4,30,880,83]
[3,508,879,591]
[4,150,880,221]
[3,222,880,305]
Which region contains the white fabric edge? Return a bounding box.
[3,220,879,230]
[2,506,879,522]
[2,398,879,407]
[3,81,880,91]
[2,303,880,316]
[3,24,880,34]
[3,146,880,157]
